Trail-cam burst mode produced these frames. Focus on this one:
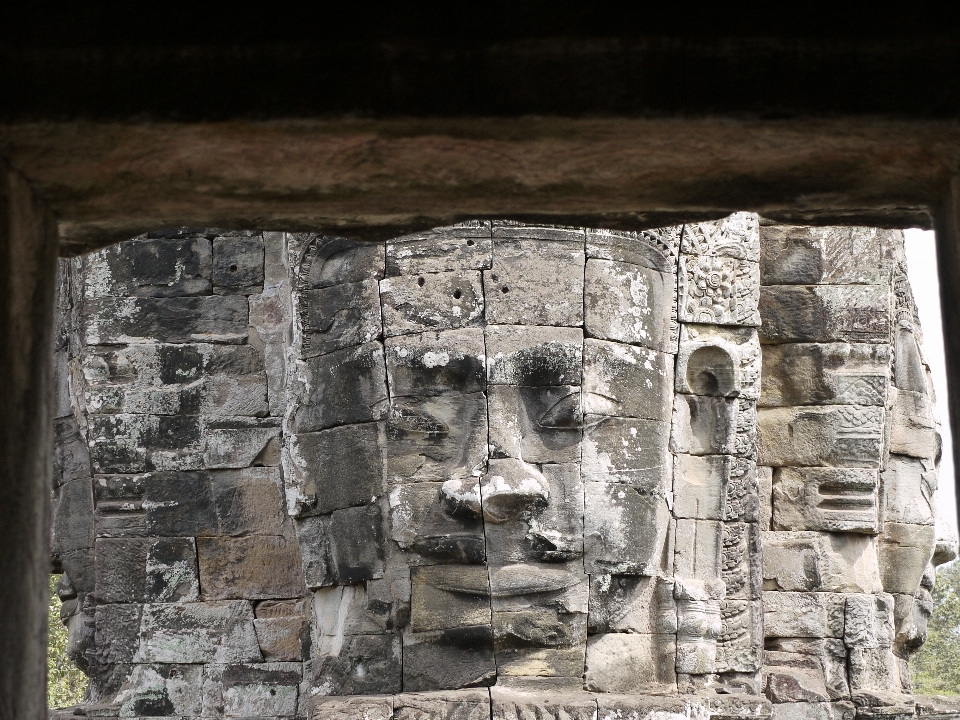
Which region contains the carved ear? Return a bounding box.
[681,344,739,397]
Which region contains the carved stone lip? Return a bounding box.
[489,565,581,597]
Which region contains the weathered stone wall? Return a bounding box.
[52,229,309,717]
[757,225,956,716]
[48,218,959,719]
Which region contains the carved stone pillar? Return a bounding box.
[0,166,60,720]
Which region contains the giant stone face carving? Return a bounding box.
[48,217,959,720]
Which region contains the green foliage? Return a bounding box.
[48,574,88,708]
[912,560,960,695]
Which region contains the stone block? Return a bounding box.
[723,522,762,600]
[380,270,485,336]
[762,531,882,593]
[486,325,583,386]
[145,537,199,602]
[597,695,704,720]
[492,609,587,677]
[295,234,384,289]
[584,633,677,693]
[248,285,289,416]
[491,689,598,720]
[213,235,264,293]
[678,324,761,400]
[331,504,386,584]
[488,385,581,464]
[142,470,218,536]
[53,415,92,485]
[674,518,722,582]
[314,633,402,695]
[760,343,890,407]
[584,482,671,575]
[389,482,485,564]
[582,416,671,490]
[254,616,307,661]
[673,454,728,520]
[387,392,489,481]
[61,548,95,596]
[300,279,382,357]
[205,662,302,717]
[210,467,286,535]
[291,341,389,432]
[396,689,492,720]
[136,601,262,663]
[387,221,493,275]
[683,213,761,261]
[587,575,676,634]
[296,514,335,588]
[528,462,584,562]
[288,423,385,515]
[675,578,723,674]
[488,563,587,615]
[584,258,673,351]
[845,593,896,649]
[847,646,900,693]
[202,416,281,469]
[315,584,386,639]
[112,663,204,717]
[95,537,150,602]
[586,225,680,273]
[770,703,855,720]
[727,457,760,523]
[82,343,270,417]
[773,467,880,533]
[52,477,94,556]
[765,638,850,701]
[758,285,890,343]
[882,455,936,526]
[485,236,585,327]
[83,295,249,345]
[197,535,305,600]
[88,413,207,474]
[583,338,673,421]
[878,523,936,594]
[411,565,491,632]
[679,254,760,326]
[386,328,486,396]
[310,695,394,720]
[757,405,884,468]
[403,626,497,691]
[83,237,211,297]
[889,388,939,460]
[670,394,738,456]
[717,599,762,673]
[763,592,845,638]
[760,225,889,285]
[94,603,142,665]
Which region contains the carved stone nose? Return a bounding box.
[479,458,550,523]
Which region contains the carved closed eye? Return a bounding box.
[388,406,449,438]
[537,392,583,430]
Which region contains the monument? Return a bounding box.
[49,215,958,719]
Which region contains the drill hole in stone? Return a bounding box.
[453,288,463,299]
[501,286,509,294]
[685,345,737,396]
[417,276,425,287]
[466,239,475,246]
[229,264,238,272]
